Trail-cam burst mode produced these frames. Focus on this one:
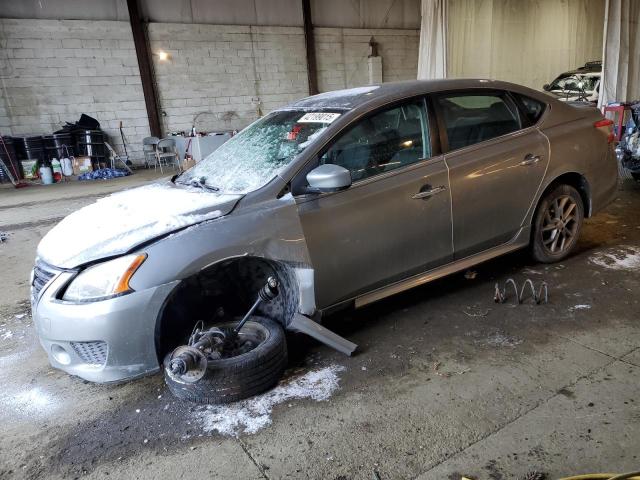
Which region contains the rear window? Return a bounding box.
[435,94,521,151]
[515,94,546,124]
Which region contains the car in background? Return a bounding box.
[543,60,602,103]
[32,79,618,398]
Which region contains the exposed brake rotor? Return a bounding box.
[167,346,208,383]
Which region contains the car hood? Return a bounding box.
[37,182,243,269]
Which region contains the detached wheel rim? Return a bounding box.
[221,321,270,359]
[542,195,578,254]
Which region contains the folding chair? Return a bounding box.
[105,141,133,174]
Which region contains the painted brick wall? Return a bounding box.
[315,28,420,92]
[147,24,310,134]
[0,19,148,161]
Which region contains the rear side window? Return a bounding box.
[515,94,546,124]
[320,101,429,182]
[435,94,521,151]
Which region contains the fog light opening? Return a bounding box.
[51,344,71,365]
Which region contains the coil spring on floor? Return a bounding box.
[494,278,548,305]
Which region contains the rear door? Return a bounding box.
[294,99,453,308]
[433,91,549,258]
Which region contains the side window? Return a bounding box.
[320,101,429,182]
[435,94,521,151]
[515,94,546,124]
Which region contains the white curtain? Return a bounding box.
[600,0,640,106]
[446,0,605,90]
[417,0,447,79]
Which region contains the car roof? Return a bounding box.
[279,79,544,113]
[557,63,602,77]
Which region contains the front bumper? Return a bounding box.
[32,268,178,383]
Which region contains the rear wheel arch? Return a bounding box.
[534,172,591,222]
[154,256,300,365]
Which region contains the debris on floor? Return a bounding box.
[0,232,7,243]
[462,308,490,317]
[432,361,470,377]
[589,245,640,271]
[494,278,548,304]
[77,168,131,181]
[193,364,345,436]
[519,472,546,480]
[464,270,478,280]
[482,332,523,348]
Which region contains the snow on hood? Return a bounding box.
[38,182,242,268]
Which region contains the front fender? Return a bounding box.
[129,193,316,314]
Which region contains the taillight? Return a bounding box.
[594,118,615,143]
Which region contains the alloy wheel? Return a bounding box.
[541,195,578,254]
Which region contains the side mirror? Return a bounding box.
[543,83,550,91]
[306,164,352,193]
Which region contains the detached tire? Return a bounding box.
[531,184,584,263]
[164,316,287,404]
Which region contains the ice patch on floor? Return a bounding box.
[194,365,345,436]
[570,304,591,311]
[0,387,58,418]
[589,245,640,271]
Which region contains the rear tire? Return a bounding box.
[164,316,287,404]
[531,184,584,263]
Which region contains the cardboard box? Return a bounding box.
[72,156,93,175]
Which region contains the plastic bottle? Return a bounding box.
[61,157,73,176]
[40,166,54,185]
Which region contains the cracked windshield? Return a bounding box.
[549,75,598,92]
[177,110,341,193]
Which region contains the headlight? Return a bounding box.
[62,254,147,302]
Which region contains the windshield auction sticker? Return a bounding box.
[298,112,341,123]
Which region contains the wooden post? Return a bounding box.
[127,0,162,138]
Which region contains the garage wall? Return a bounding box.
[315,28,419,91]
[148,24,309,134]
[0,19,147,159]
[148,23,420,133]
[447,0,606,90]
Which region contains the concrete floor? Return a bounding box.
[1,173,639,480]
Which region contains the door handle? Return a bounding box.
[520,154,541,166]
[412,185,447,200]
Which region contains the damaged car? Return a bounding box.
[543,61,602,103]
[32,79,618,403]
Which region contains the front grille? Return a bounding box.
[31,260,59,303]
[70,341,108,366]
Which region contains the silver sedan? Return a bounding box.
[32,79,618,386]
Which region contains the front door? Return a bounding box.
[294,100,453,308]
[433,91,550,258]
